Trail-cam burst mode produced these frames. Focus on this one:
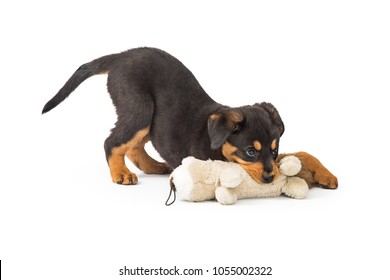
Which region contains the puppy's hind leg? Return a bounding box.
[125,136,173,175]
[104,75,157,184]
[105,125,172,185]
[104,126,150,185]
[104,73,171,184]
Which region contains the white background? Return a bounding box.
[1,0,389,279]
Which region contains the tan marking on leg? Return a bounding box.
[277,154,315,186]
[126,144,172,174]
[124,130,172,175]
[108,128,151,185]
[292,152,338,189]
[108,154,138,185]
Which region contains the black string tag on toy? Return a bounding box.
[165,177,176,206]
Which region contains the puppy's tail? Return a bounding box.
[42,53,118,114]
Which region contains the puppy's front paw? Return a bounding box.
[315,169,338,189]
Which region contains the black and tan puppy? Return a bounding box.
[43,47,337,188]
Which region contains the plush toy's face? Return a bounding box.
[208,103,284,184]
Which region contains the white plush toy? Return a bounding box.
[170,156,309,205]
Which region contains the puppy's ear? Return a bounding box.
[256,102,285,136]
[208,109,244,149]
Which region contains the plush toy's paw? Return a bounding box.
[315,169,338,189]
[215,187,238,205]
[279,156,301,176]
[283,177,309,199]
[219,164,243,188]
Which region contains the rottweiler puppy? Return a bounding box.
[43,47,337,188]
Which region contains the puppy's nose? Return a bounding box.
[262,173,274,183]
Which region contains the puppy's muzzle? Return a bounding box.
[262,172,274,183]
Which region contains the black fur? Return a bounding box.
[42,54,118,114]
[43,47,284,183]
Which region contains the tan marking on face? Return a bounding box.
[222,142,279,183]
[271,139,277,150]
[253,140,262,151]
[221,142,238,161]
[228,110,244,123]
[210,114,221,121]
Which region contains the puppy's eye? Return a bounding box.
[246,148,256,158]
[272,148,278,157]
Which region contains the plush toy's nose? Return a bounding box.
[262,173,274,183]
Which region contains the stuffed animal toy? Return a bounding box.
[169,155,309,205]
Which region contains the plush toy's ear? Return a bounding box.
[279,156,302,176]
[208,108,245,149]
[256,102,285,136]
